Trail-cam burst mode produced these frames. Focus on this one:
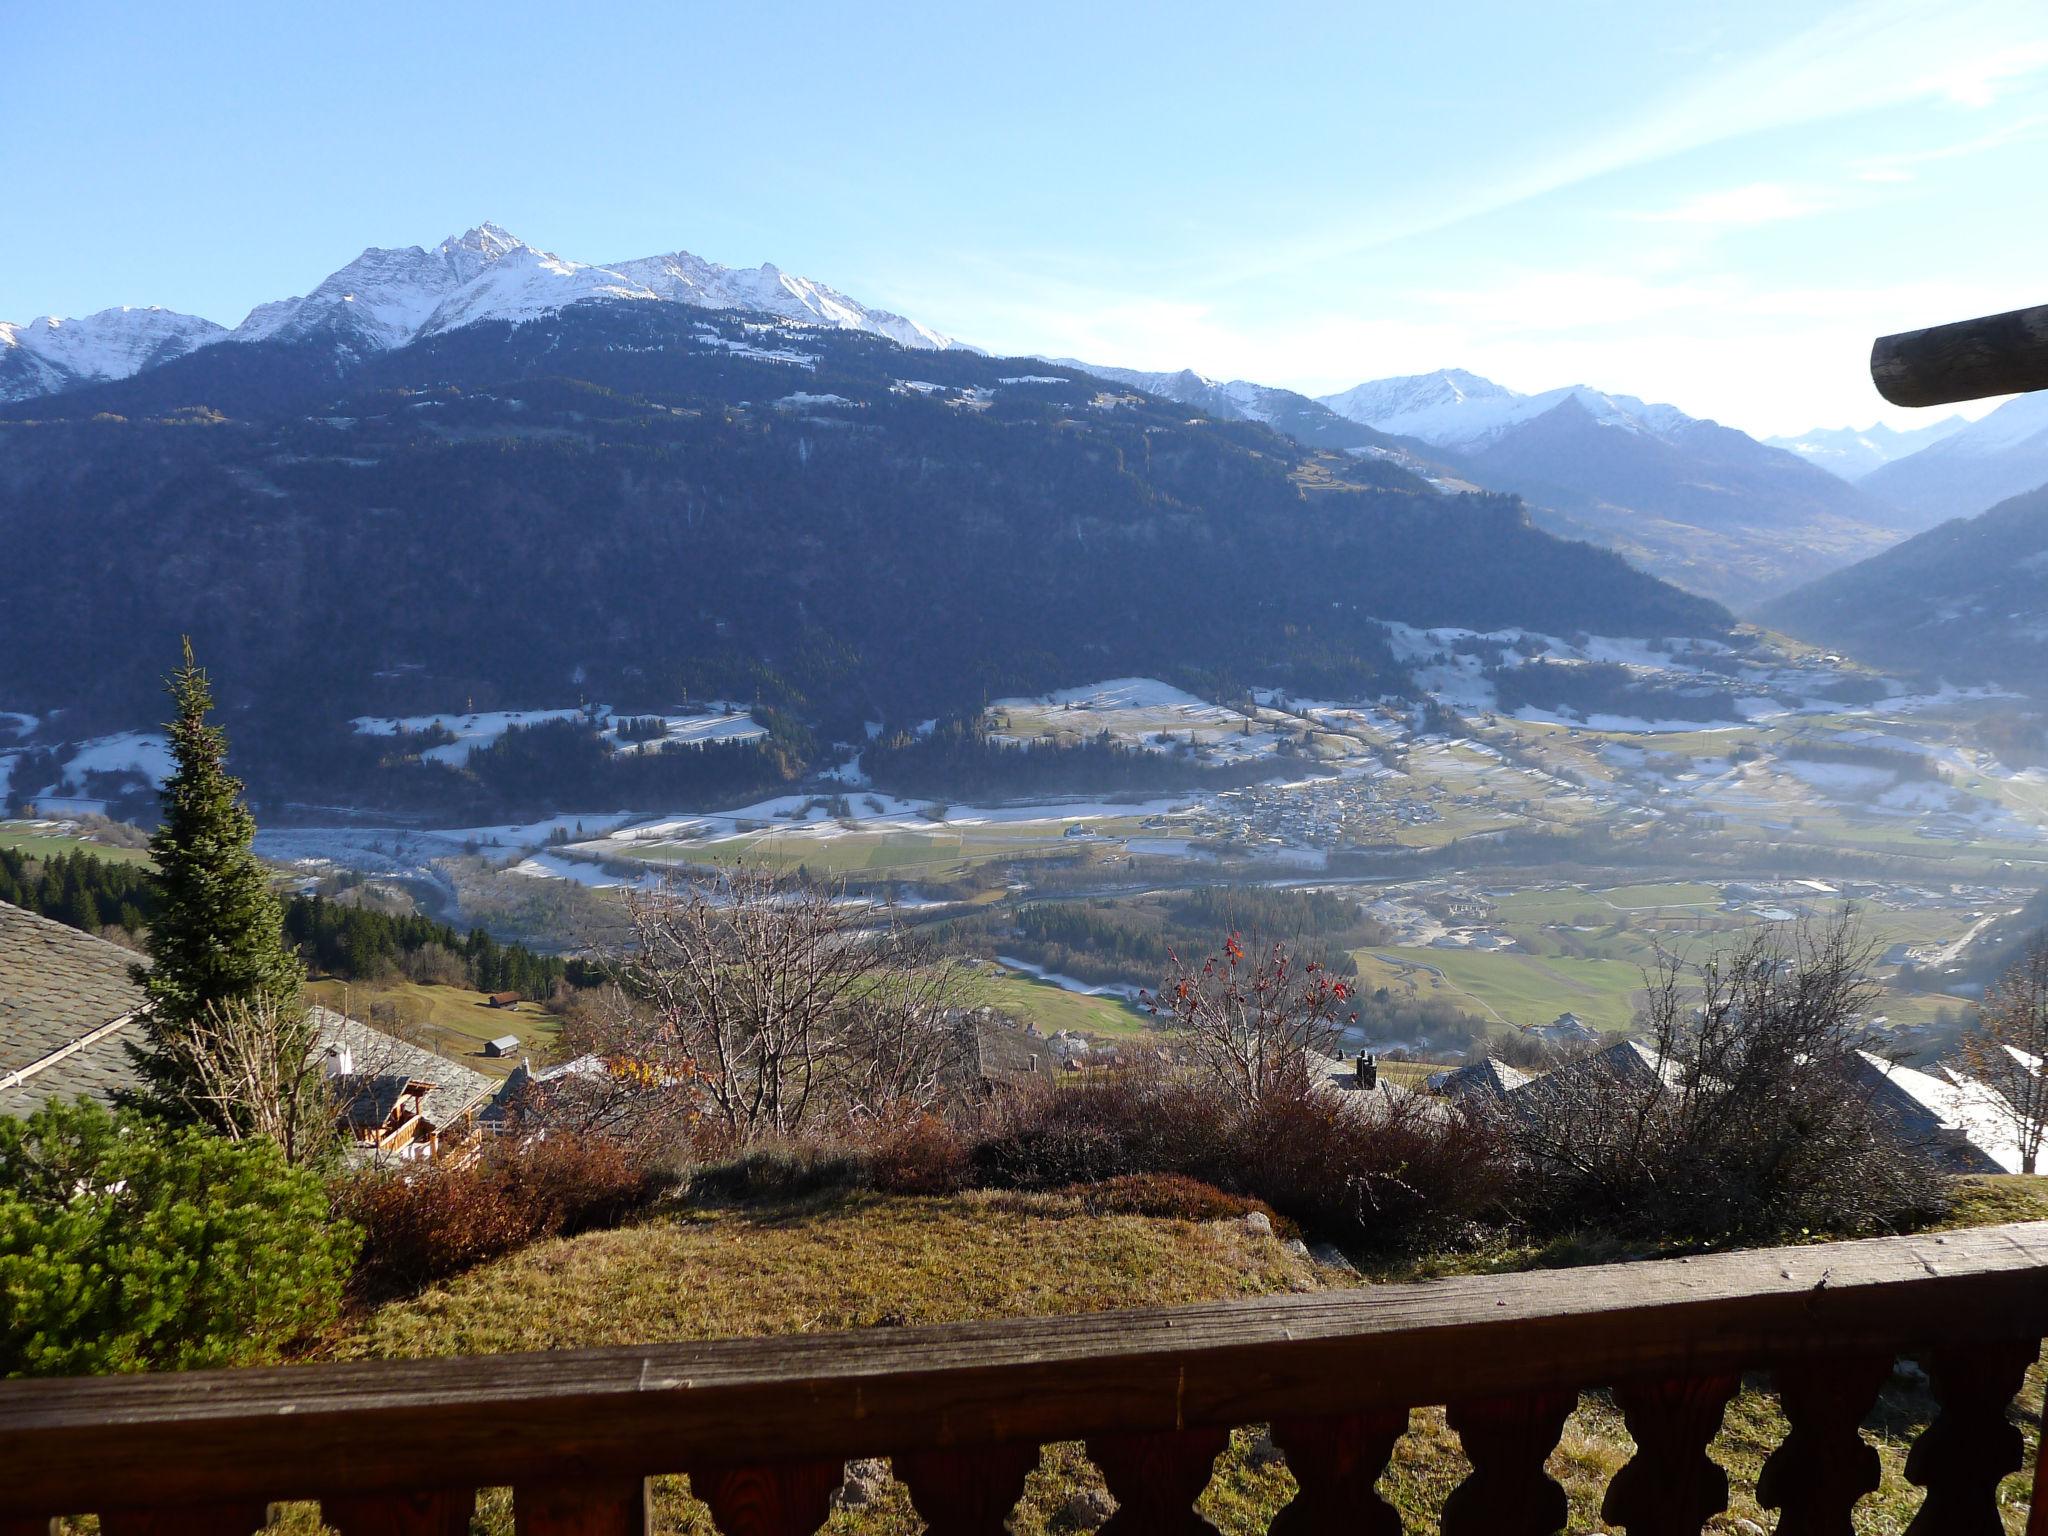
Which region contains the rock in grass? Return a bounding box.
[833,1458,890,1508]
[1243,1211,1274,1237]
[1245,1429,1288,1469]
[1308,1241,1360,1274]
[1063,1487,1117,1530]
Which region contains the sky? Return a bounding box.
[4,0,2046,437]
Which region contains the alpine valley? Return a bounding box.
[10,225,2048,980]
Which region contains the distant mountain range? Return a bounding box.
[0,223,964,403]
[0,298,1727,818]
[1764,417,1968,480]
[1852,392,2048,529]
[11,222,2044,619]
[1759,480,2048,698]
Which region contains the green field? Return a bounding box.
[306,977,559,1077]
[0,820,154,866]
[1357,946,1652,1033]
[976,969,1156,1041]
[617,815,1152,880]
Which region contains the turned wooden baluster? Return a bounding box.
[1085,1427,1231,1536]
[895,1444,1041,1536]
[692,1460,842,1536]
[514,1477,652,1536]
[97,1506,270,1536]
[1266,1412,1406,1536]
[1756,1356,1890,1536]
[1441,1392,1576,1536]
[325,1487,476,1536]
[1601,1374,1740,1535]
[1903,1339,2037,1536]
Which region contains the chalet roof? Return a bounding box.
[315,1006,498,1136]
[0,901,149,1117]
[1848,1051,2021,1175]
[1438,1056,1532,1102]
[969,1015,1053,1085]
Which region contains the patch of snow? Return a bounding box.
[63,731,174,788]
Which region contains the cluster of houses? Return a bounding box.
[0,901,528,1163]
[1400,1033,2030,1175]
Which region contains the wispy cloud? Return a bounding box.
[1852,111,2048,182]
[1633,183,1832,228]
[1183,0,2048,291]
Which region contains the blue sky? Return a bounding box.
[4,0,2045,435]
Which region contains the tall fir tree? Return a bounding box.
[127,639,304,1124]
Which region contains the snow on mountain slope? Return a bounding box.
[3,223,965,404]
[1317,368,1693,450]
[236,224,967,354]
[608,251,955,349]
[1763,417,1967,481]
[233,224,533,350]
[1857,391,2048,527]
[0,306,227,401]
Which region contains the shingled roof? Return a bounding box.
[0,900,149,1116]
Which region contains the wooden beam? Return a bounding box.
[0,1223,2045,1515]
[1872,302,2048,407]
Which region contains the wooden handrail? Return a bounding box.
[2,1221,2046,1528]
[1871,300,2048,406]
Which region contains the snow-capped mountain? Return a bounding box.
[609,250,955,351]
[1053,360,1421,457]
[1763,417,1968,481]
[1856,390,2048,526]
[0,223,966,403]
[1317,368,1692,450]
[0,306,227,402]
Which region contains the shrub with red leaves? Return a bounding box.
[336,1136,658,1301]
[1069,1171,1288,1231]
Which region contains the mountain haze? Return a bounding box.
[1764,417,1968,481]
[1310,368,1910,607]
[1855,392,2048,528]
[1759,480,2048,697]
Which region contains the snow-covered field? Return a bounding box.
[350,703,764,765]
[991,677,1292,763]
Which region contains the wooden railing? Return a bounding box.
[4,1222,2048,1535]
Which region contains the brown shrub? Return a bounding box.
[1070,1172,1287,1231]
[337,1136,657,1301]
[961,1066,1500,1254]
[863,1114,973,1196]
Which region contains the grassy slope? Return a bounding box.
[304,978,560,1079]
[0,819,154,865]
[328,1180,2048,1535]
[977,969,1155,1040]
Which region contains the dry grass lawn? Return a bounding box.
[295,1179,2048,1534]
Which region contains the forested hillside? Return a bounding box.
[0,302,1728,810]
[1759,480,2048,697]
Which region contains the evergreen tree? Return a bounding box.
[128,640,304,1124]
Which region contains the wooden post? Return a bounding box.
[1871,301,2048,407]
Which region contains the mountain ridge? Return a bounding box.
[1758,478,2048,698]
[0,223,967,403]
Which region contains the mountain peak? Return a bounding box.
[443,222,529,261]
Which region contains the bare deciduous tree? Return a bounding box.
[166,992,331,1165]
[1509,918,1945,1240]
[1963,935,2048,1175]
[1146,933,1354,1112]
[590,867,969,1147]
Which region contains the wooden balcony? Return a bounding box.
[3,1222,2048,1534]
